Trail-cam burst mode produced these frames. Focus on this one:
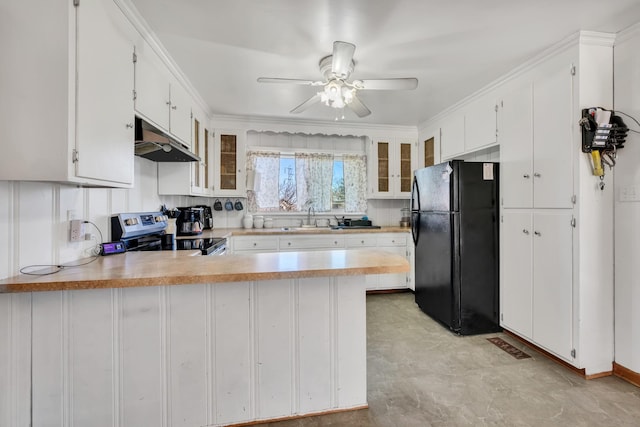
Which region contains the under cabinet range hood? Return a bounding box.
[134,117,200,162]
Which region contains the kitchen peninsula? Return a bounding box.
[0,249,408,427]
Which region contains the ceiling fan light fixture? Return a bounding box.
[318,81,355,110]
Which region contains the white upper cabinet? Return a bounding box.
[439,112,465,159]
[369,138,417,199]
[134,41,171,130]
[500,82,534,208]
[75,0,136,185]
[158,106,213,197]
[501,52,575,209]
[531,57,574,209]
[168,76,194,146]
[212,130,247,197]
[0,0,137,187]
[464,92,498,152]
[134,40,194,149]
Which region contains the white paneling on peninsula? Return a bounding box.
[0,275,370,426]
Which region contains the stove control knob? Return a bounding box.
[125,218,138,226]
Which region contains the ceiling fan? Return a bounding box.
[257,41,418,118]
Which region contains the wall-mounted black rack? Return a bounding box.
[580,108,628,153]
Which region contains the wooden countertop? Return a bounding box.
[0,249,410,294]
[189,226,410,239]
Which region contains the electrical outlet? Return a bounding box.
[70,219,84,242]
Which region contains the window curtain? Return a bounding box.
[295,152,334,212]
[343,154,367,213]
[246,150,280,212]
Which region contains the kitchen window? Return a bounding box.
[246,150,367,213]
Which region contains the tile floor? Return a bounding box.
[265,292,640,426]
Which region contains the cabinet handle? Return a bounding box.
[534,231,541,236]
[288,242,291,246]
[533,173,541,178]
[523,174,530,179]
[522,229,529,235]
[253,242,257,246]
[334,241,338,245]
[125,123,133,129]
[166,101,171,106]
[171,105,177,110]
[361,240,365,244]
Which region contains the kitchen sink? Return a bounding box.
[330,225,382,230]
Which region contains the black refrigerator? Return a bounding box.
[411,160,500,335]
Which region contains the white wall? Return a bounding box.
[613,24,640,373]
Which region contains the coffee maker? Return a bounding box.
[193,205,213,229]
[175,207,204,236]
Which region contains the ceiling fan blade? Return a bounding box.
[290,94,322,114]
[347,94,371,118]
[331,41,356,78]
[355,78,419,90]
[257,77,323,86]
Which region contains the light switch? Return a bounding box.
[620,186,640,202]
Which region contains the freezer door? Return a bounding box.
[458,162,499,211]
[413,161,458,212]
[414,212,460,331]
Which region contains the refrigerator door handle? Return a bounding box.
[411,176,421,211]
[411,211,420,245]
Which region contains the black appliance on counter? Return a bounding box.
[111,212,226,256]
[175,207,204,236]
[411,160,500,335]
[193,205,214,229]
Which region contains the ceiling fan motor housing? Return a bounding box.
[319,55,354,80]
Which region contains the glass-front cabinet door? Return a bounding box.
[369,138,416,199]
[377,141,390,193]
[213,130,246,196]
[399,142,413,193]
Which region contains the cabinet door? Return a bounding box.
[396,141,416,196]
[376,246,408,290]
[464,93,497,152]
[134,41,170,130]
[169,77,193,147]
[500,83,533,208]
[214,131,246,196]
[440,112,465,159]
[533,62,574,208]
[500,212,533,338]
[75,0,135,185]
[532,211,573,360]
[371,140,391,197]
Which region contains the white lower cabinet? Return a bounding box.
[231,232,411,291]
[279,235,345,251]
[358,233,411,291]
[231,236,278,253]
[501,211,574,362]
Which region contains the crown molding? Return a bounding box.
[614,21,640,45]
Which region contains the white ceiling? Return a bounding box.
[129,0,640,126]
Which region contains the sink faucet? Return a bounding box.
[307,206,314,226]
